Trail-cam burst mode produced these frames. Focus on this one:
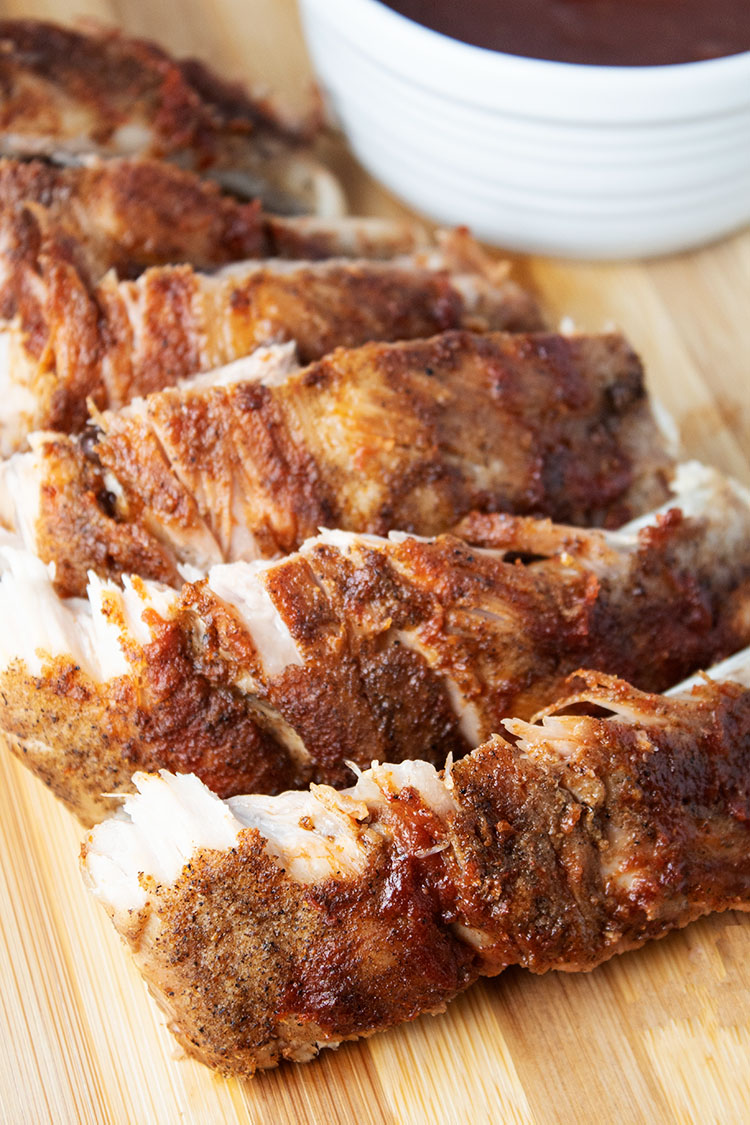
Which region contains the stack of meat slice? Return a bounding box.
[1,462,749,824]
[1,16,750,1082]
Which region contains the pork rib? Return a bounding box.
[2,463,750,824]
[0,331,673,597]
[0,157,426,283]
[0,230,542,452]
[82,645,750,1076]
[0,19,344,215]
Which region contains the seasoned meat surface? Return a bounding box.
[0,19,342,214]
[3,463,750,824]
[0,228,541,451]
[82,659,750,1076]
[1,330,672,596]
[0,157,426,282]
[0,157,266,281]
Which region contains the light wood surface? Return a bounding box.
[1,2,749,1123]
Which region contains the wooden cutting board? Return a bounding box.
[1,1,749,1122]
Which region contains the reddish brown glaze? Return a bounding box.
[382,0,750,67]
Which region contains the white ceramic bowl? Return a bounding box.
[299,0,750,258]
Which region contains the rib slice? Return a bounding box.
[0,232,542,452]
[0,330,673,597]
[2,463,750,824]
[0,157,426,282]
[81,644,750,1076]
[0,19,344,215]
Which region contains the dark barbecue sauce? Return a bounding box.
[379,0,750,67]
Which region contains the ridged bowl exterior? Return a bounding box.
[299,0,750,259]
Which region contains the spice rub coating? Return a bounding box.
[0,157,267,282]
[83,663,750,1076]
[0,157,426,283]
[7,330,672,597]
[0,231,541,451]
[4,463,750,824]
[0,18,340,214]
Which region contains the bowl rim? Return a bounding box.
[300,0,750,122]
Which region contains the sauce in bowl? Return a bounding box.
[379,0,750,67]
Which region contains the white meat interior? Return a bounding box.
[84,760,457,914]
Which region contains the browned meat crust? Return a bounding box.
[445,675,750,973]
[33,433,181,595]
[0,20,331,213]
[0,158,267,281]
[7,495,750,825]
[0,19,302,144]
[0,158,424,282]
[0,222,542,448]
[85,672,750,1076]
[24,330,672,597]
[1,635,306,830]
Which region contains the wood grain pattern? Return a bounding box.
[0,1,749,1122]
